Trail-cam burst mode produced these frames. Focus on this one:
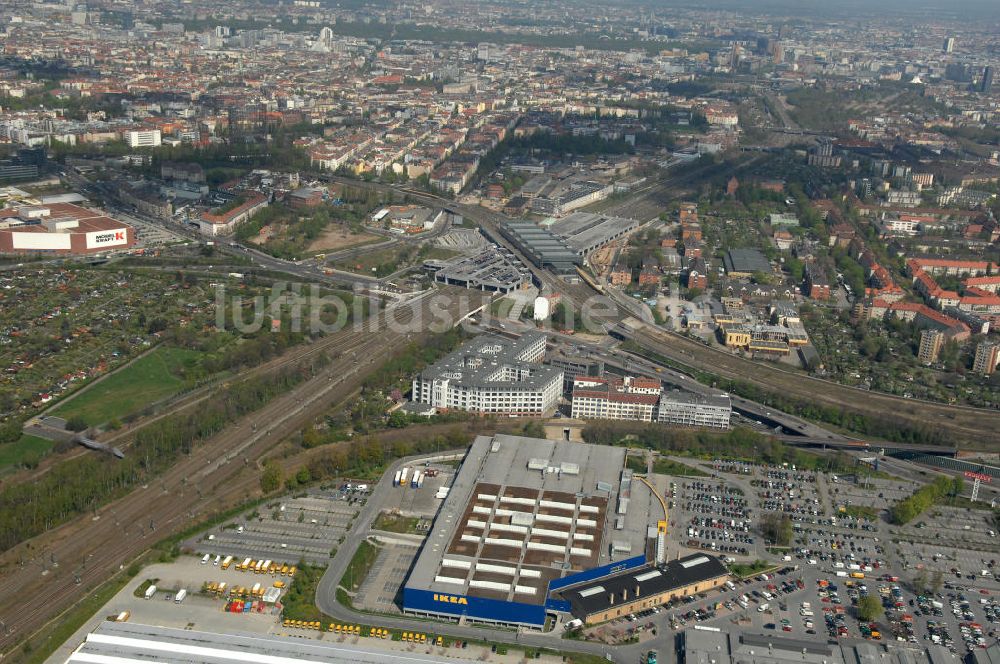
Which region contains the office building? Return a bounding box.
[657,391,732,429]
[571,375,662,422]
[917,329,944,364]
[411,333,563,416]
[981,65,993,93]
[943,37,955,53]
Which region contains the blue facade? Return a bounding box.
[548,554,647,593]
[402,587,547,626]
[403,554,648,626]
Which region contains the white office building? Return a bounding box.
[411,332,563,416]
[657,390,731,429]
[570,375,662,422]
[125,129,162,148]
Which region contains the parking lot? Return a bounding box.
[575,456,1000,657]
[354,543,421,614]
[188,485,368,565]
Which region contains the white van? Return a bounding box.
[201,554,210,564]
[758,603,770,613]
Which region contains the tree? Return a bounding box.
[930,570,944,594]
[912,569,928,594]
[761,513,793,547]
[65,415,89,432]
[260,460,284,493]
[857,595,884,622]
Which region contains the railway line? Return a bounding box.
[0,288,487,656]
[3,290,434,490]
[623,321,1000,449]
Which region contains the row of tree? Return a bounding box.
[889,476,962,525]
[0,359,327,553]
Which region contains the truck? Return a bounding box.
[201,554,211,564]
[400,467,410,486]
[214,554,221,566]
[412,471,422,488]
[393,470,402,486]
[175,589,187,604]
[758,603,769,613]
[144,584,157,600]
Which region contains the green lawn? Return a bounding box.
[372,512,421,534]
[652,457,708,477]
[0,435,54,470]
[52,346,202,426]
[340,540,380,593]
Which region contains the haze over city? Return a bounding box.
[0,1,997,664]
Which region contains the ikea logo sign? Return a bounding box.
[433,593,468,605]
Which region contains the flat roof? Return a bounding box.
[415,332,562,392]
[66,621,456,664]
[406,434,657,606]
[684,627,956,664]
[548,212,639,256]
[724,248,771,275]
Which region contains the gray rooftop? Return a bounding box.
[432,248,529,292]
[407,434,657,602]
[548,212,639,256]
[684,628,958,664]
[66,621,455,664]
[724,248,772,275]
[415,332,562,392]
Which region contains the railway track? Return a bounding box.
[628,323,1000,448]
[0,289,486,656]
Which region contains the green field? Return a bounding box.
[0,435,53,471]
[52,346,202,426]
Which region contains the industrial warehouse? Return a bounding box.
[402,434,730,628]
[546,212,640,257]
[0,202,136,254]
[66,621,454,664]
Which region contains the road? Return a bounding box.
[0,288,487,656]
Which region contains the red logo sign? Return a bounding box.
[964,471,992,483]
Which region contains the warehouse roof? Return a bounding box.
[406,434,656,607]
[66,621,455,664]
[724,248,772,275]
[558,554,728,617]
